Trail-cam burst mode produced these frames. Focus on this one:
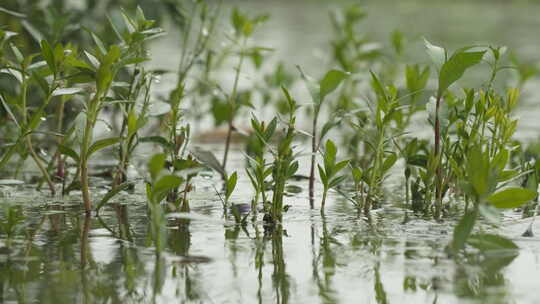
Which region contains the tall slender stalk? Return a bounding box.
[222,37,247,170]
[434,95,443,220]
[21,77,56,195]
[309,110,318,209]
[80,98,97,214]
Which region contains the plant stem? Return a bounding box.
[21,80,55,195]
[80,101,97,215]
[309,110,318,209]
[222,37,247,170]
[55,96,66,180]
[321,188,328,214]
[434,95,443,220]
[25,136,55,196]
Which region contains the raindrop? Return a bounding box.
[153,75,161,84]
[40,117,47,121]
[202,27,209,37]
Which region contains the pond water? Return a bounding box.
[2,1,540,303]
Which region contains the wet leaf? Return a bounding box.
[438,49,486,97]
[319,69,348,102]
[468,233,518,251]
[487,187,536,208]
[96,182,133,212]
[58,145,80,162]
[226,172,237,200]
[423,38,446,68]
[52,87,84,97]
[148,153,166,180]
[153,175,184,202]
[191,147,226,178]
[88,137,120,157]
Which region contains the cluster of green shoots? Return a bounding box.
[1,2,539,256]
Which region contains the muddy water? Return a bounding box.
[2,1,540,303]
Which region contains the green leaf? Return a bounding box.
[335,160,349,174]
[370,71,388,102]
[318,164,327,185]
[487,187,536,209]
[10,43,23,62]
[96,64,113,95]
[153,175,184,203]
[226,172,238,200]
[287,161,299,178]
[21,20,43,43]
[127,108,138,137]
[325,140,337,163]
[0,6,26,18]
[96,182,133,212]
[90,31,107,56]
[352,167,362,183]
[452,210,477,253]
[84,51,100,69]
[31,71,49,94]
[296,66,320,104]
[423,38,446,69]
[58,145,80,162]
[172,158,202,172]
[468,233,518,251]
[148,153,166,181]
[140,136,173,151]
[0,94,19,129]
[329,175,347,188]
[40,40,56,75]
[320,120,339,142]
[87,137,120,158]
[52,87,84,97]
[382,153,397,173]
[191,148,226,178]
[438,50,486,97]
[319,69,348,102]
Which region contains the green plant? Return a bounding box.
[0,32,90,195]
[246,116,277,213]
[67,8,164,214]
[451,145,536,253]
[145,153,185,253]
[424,39,486,219]
[318,139,348,212]
[348,72,399,214]
[265,87,299,225]
[298,67,348,208]
[225,171,238,206]
[219,8,268,170]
